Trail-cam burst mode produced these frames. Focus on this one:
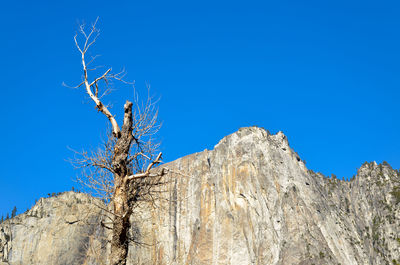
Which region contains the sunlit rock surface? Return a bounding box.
[1,127,399,265]
[128,127,399,265]
[0,192,107,265]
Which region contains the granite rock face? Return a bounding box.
[1,127,399,265]
[127,127,399,265]
[0,192,107,265]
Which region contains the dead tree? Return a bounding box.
[69,19,168,265]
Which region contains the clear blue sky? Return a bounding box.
[0,0,399,217]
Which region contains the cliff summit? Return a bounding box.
[1,127,399,264]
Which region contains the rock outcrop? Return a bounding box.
[0,192,107,265]
[1,127,399,265]
[128,127,399,265]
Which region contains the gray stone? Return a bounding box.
[1,127,399,265]
[0,192,107,265]
[128,127,400,265]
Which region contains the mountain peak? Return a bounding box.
[1,129,398,265]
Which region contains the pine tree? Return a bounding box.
[11,206,17,218]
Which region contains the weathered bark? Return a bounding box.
[110,186,131,265]
[110,101,134,265]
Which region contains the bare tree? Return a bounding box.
[69,18,168,265]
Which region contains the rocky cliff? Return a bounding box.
[0,192,107,265]
[1,127,399,265]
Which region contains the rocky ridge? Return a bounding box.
[0,192,107,265]
[1,127,399,265]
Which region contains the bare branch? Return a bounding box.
[62,81,85,89]
[89,68,111,87]
[125,152,163,181]
[74,21,121,137]
[74,34,83,54]
[87,55,101,67]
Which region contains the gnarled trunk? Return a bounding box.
[109,101,134,265]
[110,182,131,265]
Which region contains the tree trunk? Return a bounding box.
[110,181,131,265]
[109,101,134,265]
